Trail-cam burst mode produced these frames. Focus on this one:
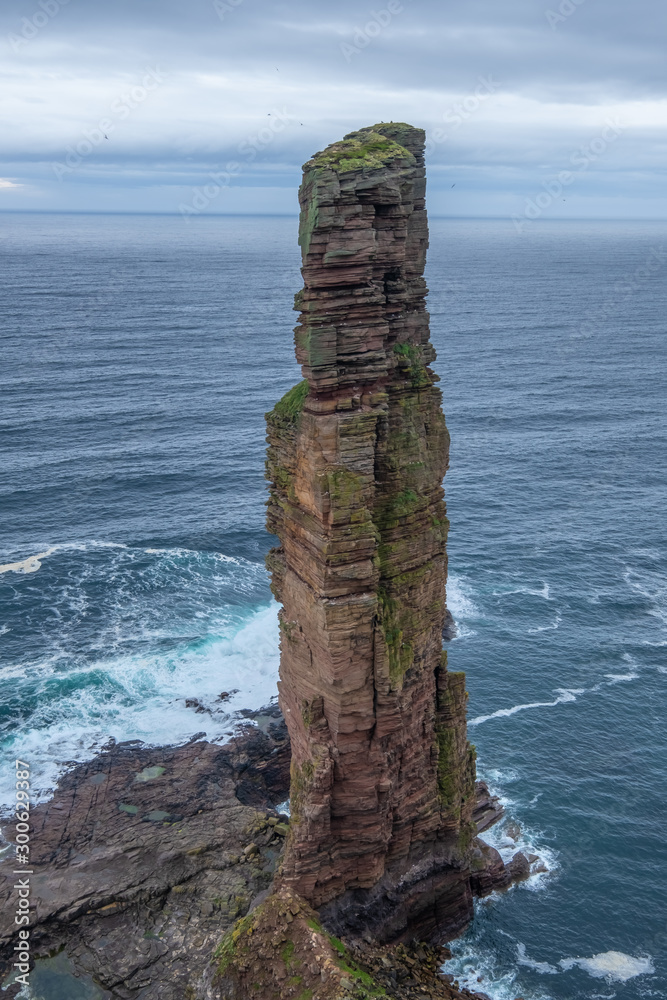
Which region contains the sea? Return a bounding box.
[1,213,665,1000]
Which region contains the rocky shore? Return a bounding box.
[0,709,290,999]
[0,714,532,999]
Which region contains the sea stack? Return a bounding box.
[266,123,477,943]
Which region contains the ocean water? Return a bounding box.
[1,213,665,1000]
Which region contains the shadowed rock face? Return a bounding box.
[266,123,478,943]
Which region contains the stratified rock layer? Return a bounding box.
[266,124,477,943]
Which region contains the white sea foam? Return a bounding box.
[469,688,584,727]
[559,951,654,983]
[0,547,58,575]
[143,546,241,565]
[628,547,661,560]
[446,575,479,639]
[492,581,553,601]
[604,652,640,685]
[457,942,656,996]
[452,623,477,640]
[0,540,238,580]
[0,541,131,576]
[447,575,479,619]
[482,766,521,785]
[624,566,667,628]
[0,602,281,810]
[474,759,559,898]
[516,943,559,974]
[479,807,559,890]
[527,612,562,634]
[471,657,651,728]
[445,934,555,1000]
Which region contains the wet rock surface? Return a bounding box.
[0,712,290,999]
[442,609,457,641]
[470,839,531,898]
[472,781,505,834]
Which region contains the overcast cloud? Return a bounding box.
[1,0,666,217]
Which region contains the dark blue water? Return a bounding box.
[1,214,665,999]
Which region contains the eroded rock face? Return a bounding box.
[266,123,477,943]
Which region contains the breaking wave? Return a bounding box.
[0,542,281,810]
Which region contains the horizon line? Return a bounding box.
[1,210,667,223]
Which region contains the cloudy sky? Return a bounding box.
[1,0,666,218]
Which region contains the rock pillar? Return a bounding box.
[266,124,477,943]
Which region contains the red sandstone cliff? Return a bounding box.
[266,123,479,944]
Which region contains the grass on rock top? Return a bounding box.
[311,130,415,174]
[269,380,309,424]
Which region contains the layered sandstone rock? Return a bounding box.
[266,123,477,943]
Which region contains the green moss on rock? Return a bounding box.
[376,586,416,688]
[213,888,389,1000]
[393,342,431,388]
[289,758,316,826]
[214,911,255,977]
[269,380,309,424]
[435,668,477,832]
[298,186,320,256]
[311,130,414,175]
[327,468,368,515]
